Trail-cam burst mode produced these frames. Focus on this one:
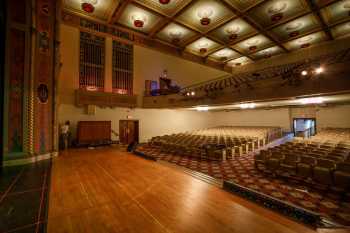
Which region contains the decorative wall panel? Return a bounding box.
[34,0,56,154]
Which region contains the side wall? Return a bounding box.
[59,104,211,143]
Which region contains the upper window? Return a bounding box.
[112,41,133,95]
[79,32,105,91]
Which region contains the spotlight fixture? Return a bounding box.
[268,2,287,22]
[186,92,190,96]
[159,0,170,4]
[81,0,98,13]
[131,14,147,28]
[301,70,308,76]
[191,91,195,96]
[315,67,323,74]
[197,8,213,26]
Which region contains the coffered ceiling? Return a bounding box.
[63,0,350,69]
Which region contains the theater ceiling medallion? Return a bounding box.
[210,48,239,62]
[157,23,195,45]
[187,37,219,55]
[321,0,350,25]
[284,31,327,51]
[331,21,350,38]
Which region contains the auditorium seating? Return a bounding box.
[144,126,282,161]
[254,128,350,191]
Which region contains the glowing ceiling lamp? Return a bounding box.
[267,1,288,22]
[315,67,324,74]
[131,14,147,28]
[225,25,240,41]
[196,106,209,111]
[159,0,171,4]
[239,103,256,109]
[285,21,303,37]
[301,70,308,76]
[298,97,324,104]
[197,41,209,53]
[246,39,260,51]
[297,36,312,48]
[81,0,98,13]
[168,29,183,44]
[197,7,214,26]
[216,49,230,61]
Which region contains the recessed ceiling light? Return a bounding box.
[191,91,195,96]
[267,2,288,22]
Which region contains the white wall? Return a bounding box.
[317,105,350,129]
[207,108,291,132]
[59,104,211,142]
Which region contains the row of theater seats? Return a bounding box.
[309,128,350,143]
[149,126,282,160]
[254,140,350,191]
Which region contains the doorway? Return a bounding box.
[119,120,139,144]
[293,118,316,138]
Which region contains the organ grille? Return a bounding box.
[79,31,105,91]
[112,40,133,95]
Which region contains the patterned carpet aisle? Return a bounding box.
[135,144,350,226]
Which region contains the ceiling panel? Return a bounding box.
[186,37,222,56]
[133,0,191,17]
[209,18,258,44]
[176,0,235,33]
[321,0,350,25]
[331,21,350,38]
[63,0,118,21]
[270,14,321,41]
[157,22,196,45]
[250,46,284,60]
[284,31,328,50]
[227,56,253,67]
[231,34,275,54]
[208,48,241,62]
[117,4,162,33]
[247,0,310,28]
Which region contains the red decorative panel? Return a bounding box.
[8,29,25,153]
[34,0,55,154]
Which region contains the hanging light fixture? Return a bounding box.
[131,14,147,28]
[168,29,183,44]
[267,1,287,22]
[159,0,171,4]
[225,25,240,41]
[81,0,98,13]
[197,7,214,26]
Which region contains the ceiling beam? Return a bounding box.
[108,0,132,24]
[305,0,334,40]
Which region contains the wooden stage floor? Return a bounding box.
[47,147,347,233]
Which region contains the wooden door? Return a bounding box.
[119,120,139,144]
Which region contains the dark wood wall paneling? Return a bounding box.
[0,0,6,165]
